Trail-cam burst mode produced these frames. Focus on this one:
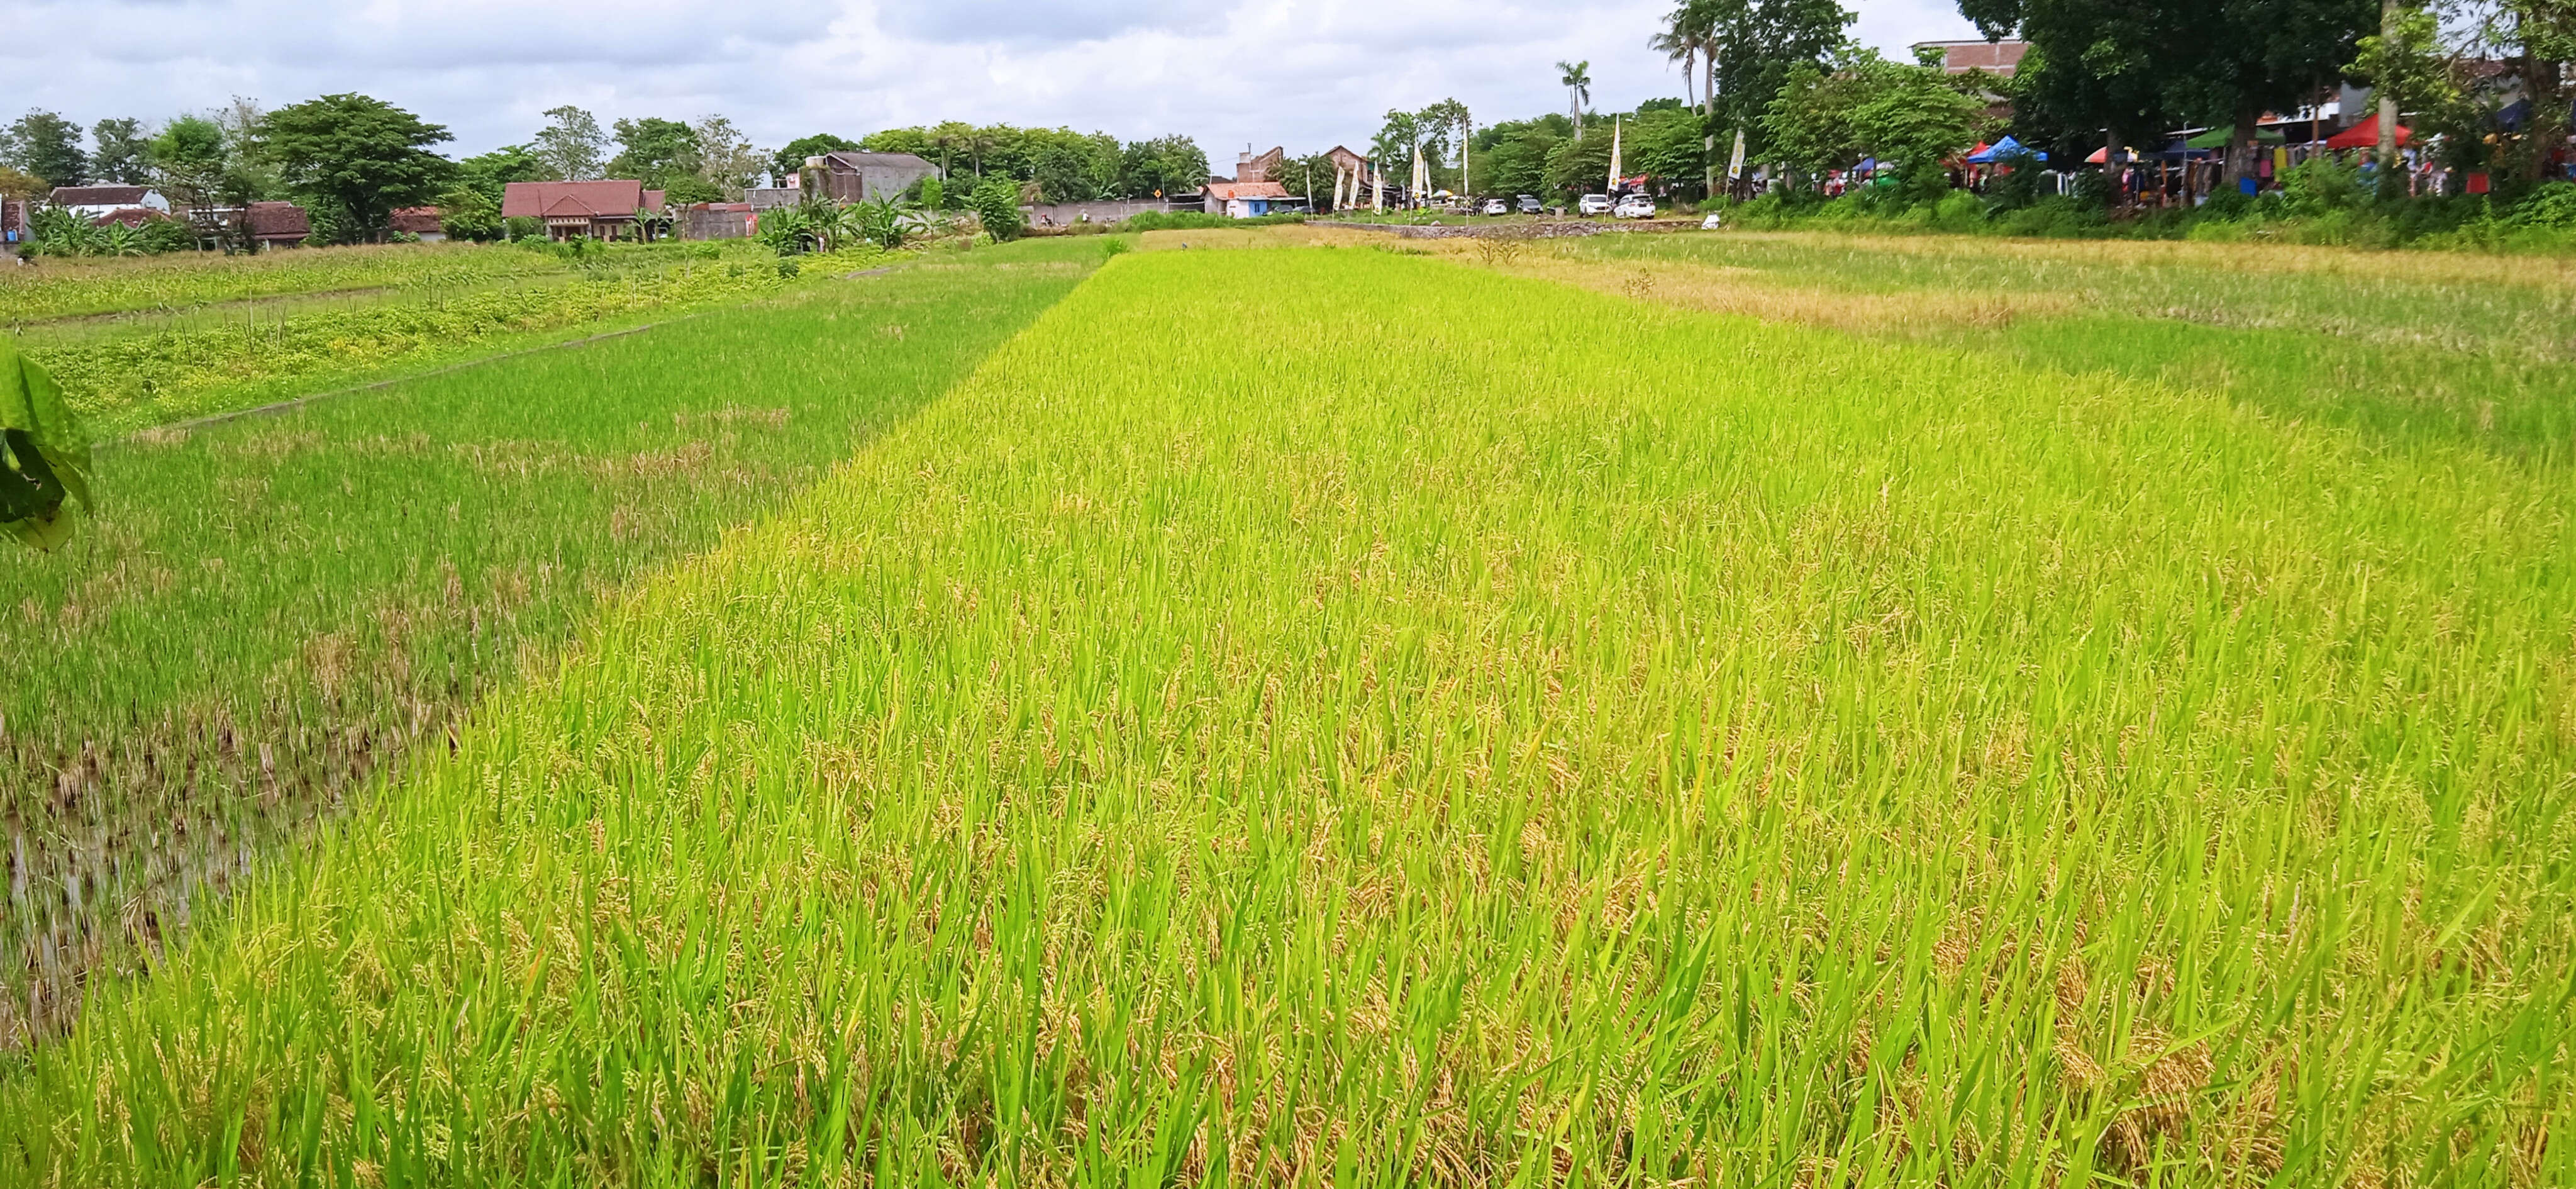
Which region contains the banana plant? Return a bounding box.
[0,340,92,552]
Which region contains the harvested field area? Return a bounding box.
[4,244,2567,1185]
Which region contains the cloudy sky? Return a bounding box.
[9,0,1978,162]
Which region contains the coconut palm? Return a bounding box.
[1657,0,1723,194]
[1649,26,1697,109]
[1558,60,1592,142]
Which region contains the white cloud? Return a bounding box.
[4,0,1980,160]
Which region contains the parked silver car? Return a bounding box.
[1516,194,1544,214]
[1614,194,1658,218]
[1482,198,1508,215]
[1577,193,1613,216]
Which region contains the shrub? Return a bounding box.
[1120,211,1307,232]
[971,181,1024,242]
[1996,196,2105,238]
[2506,181,2576,228]
[1930,189,1986,233]
[2271,155,2366,220]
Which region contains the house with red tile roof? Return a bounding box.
[51,185,172,221]
[499,180,669,241]
[242,201,311,249]
[390,206,447,242]
[1202,180,1293,218]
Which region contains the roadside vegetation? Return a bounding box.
[0,237,1118,1051]
[4,243,2568,1184]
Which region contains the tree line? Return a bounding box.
[1,99,1212,247]
[1289,0,2573,211]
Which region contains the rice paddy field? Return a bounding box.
[3,228,2572,1185]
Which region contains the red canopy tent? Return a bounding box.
[2324,114,2410,149]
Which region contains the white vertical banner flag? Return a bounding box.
[1608,117,1623,191]
[1726,128,1747,182]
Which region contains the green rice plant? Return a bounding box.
[4,246,2566,1185]
[25,247,840,436]
[0,238,1116,1051]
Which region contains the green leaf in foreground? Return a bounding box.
[0,340,91,551]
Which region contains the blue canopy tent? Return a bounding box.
[1966,136,2046,164]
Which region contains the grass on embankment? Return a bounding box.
[0,237,1117,1049]
[7,247,2569,1185]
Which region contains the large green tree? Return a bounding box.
[532,106,606,181]
[257,94,453,243]
[1765,50,1989,194]
[1707,0,1853,167]
[453,143,545,206]
[1472,115,1573,201]
[1116,135,1209,199]
[1957,0,2188,180]
[1,111,87,188]
[2161,0,2375,185]
[1628,104,1710,190]
[774,133,858,184]
[147,115,228,215]
[89,119,152,185]
[608,117,699,188]
[689,115,766,199]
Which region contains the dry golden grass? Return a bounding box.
[1724,227,2576,292]
[1142,224,2079,335]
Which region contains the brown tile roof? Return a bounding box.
[642,189,665,211]
[390,206,444,233]
[245,201,310,240]
[1205,181,1291,201]
[51,184,150,206]
[92,207,164,227]
[501,180,647,220]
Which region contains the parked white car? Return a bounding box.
[1615,194,1658,218]
[1577,193,1614,216]
[1482,198,1508,215]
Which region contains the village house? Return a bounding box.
[242,201,311,249]
[50,184,172,221]
[390,206,447,242]
[1204,145,1294,218]
[801,151,941,203]
[500,180,668,241]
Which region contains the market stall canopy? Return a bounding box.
[2324,114,2410,149]
[1967,135,2046,163]
[2184,125,2286,149]
[2084,147,2141,164]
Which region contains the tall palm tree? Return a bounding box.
[1649,25,1697,109]
[1558,60,1592,142]
[1658,0,1723,196]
